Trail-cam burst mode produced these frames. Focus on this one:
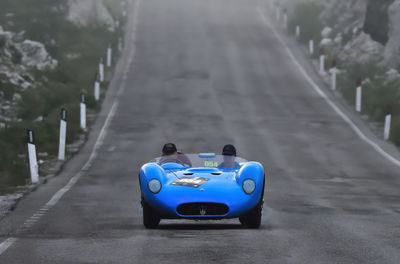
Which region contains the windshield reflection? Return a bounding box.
[152,154,247,169]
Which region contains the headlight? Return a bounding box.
[242,179,256,194]
[148,179,162,194]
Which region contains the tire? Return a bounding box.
[239,175,265,228]
[239,200,263,228]
[142,198,160,229]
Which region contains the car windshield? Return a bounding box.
[151,153,247,169]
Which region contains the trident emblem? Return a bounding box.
[199,205,207,215]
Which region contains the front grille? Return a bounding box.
[177,203,229,216]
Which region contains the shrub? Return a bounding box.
[288,1,324,45]
[338,60,400,142]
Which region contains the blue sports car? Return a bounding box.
[139,153,265,228]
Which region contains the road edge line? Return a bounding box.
[0,0,142,256]
[257,7,400,168]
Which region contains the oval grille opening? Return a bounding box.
[177,203,229,216]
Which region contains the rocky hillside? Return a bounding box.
[320,0,400,70]
[0,26,57,124]
[67,0,117,30]
[0,0,120,125]
[281,0,400,72]
[282,0,400,145]
[0,0,126,191]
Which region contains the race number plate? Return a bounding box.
[170,177,210,188]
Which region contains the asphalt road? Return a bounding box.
[1,0,400,263]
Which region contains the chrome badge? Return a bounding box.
[199,205,207,215]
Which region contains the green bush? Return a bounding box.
[288,1,324,45]
[338,60,400,142]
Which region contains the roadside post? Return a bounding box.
[355,80,362,113]
[319,49,325,73]
[295,25,300,39]
[27,130,39,184]
[384,107,392,141]
[118,37,123,52]
[99,57,104,82]
[269,0,273,10]
[283,10,288,29]
[94,73,100,101]
[80,93,87,130]
[276,6,280,21]
[58,108,67,161]
[122,0,127,17]
[107,44,112,67]
[309,40,314,55]
[330,60,337,90]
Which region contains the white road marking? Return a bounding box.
[257,8,400,168]
[0,238,17,255]
[0,0,142,256]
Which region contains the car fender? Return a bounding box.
[236,162,265,199]
[139,163,167,192]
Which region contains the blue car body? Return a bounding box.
[139,154,265,220]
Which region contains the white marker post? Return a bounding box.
[320,55,325,73]
[330,61,337,90]
[58,108,67,161]
[94,73,100,101]
[27,130,39,184]
[107,44,112,67]
[283,12,288,28]
[309,40,314,55]
[276,6,280,21]
[384,109,392,141]
[355,82,362,113]
[331,68,337,90]
[80,93,87,130]
[99,57,104,82]
[295,25,300,38]
[118,37,123,52]
[122,1,127,17]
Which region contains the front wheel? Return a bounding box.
[239,200,263,228]
[142,198,160,229]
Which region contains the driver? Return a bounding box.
[219,144,240,169]
[158,143,192,167]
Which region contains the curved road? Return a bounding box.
[1,0,400,263]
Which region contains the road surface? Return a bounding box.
[1,0,400,263]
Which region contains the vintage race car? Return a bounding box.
[139,153,265,228]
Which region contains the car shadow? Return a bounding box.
[157,223,245,230]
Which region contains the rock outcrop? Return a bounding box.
[319,0,400,71]
[283,0,400,77]
[16,40,57,71]
[0,26,57,122]
[338,32,384,62]
[321,0,367,35]
[384,0,400,68]
[67,0,115,31]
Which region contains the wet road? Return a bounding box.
[1,0,400,263]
